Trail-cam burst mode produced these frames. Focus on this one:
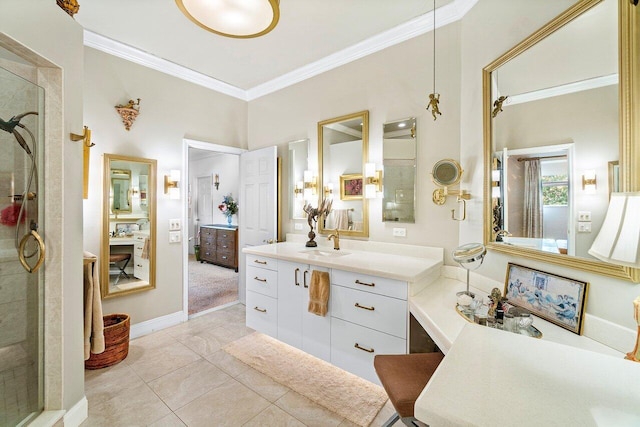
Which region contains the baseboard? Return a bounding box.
[130,311,185,339]
[62,396,87,427]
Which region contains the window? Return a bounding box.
[542,174,568,206]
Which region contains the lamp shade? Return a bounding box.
[588,192,640,268]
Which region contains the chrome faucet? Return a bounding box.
[327,229,340,250]
[495,229,511,242]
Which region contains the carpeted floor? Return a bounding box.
[188,255,239,314]
[223,332,388,427]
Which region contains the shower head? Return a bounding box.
[0,111,38,156]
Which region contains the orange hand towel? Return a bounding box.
[308,270,330,317]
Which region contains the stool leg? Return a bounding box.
[382,412,400,427]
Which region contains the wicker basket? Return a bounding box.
[85,314,130,370]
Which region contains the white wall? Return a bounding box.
[249,22,463,264]
[82,47,247,324]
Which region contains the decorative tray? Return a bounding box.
[455,305,543,339]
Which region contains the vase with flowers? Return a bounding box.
[218,194,238,226]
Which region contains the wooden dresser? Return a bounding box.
[199,224,238,271]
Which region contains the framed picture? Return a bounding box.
[504,263,588,335]
[115,223,139,236]
[340,174,363,200]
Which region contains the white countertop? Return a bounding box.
[242,242,442,283]
[409,277,622,357]
[415,323,640,427]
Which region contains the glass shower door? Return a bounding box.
[0,66,45,426]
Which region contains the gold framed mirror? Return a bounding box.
[101,154,157,298]
[483,0,640,281]
[318,110,369,237]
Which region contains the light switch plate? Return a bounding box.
[578,222,592,233]
[578,211,592,221]
[169,231,181,242]
[169,218,181,231]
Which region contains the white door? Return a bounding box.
[194,176,213,249]
[239,146,277,303]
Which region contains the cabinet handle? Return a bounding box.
[221,256,227,259]
[253,306,267,313]
[355,279,375,287]
[355,302,375,311]
[137,264,143,268]
[354,343,374,353]
[253,276,267,282]
[294,268,300,286]
[254,259,267,265]
[303,270,309,288]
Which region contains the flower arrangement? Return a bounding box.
[218,194,238,217]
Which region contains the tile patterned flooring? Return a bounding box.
[82,303,395,426]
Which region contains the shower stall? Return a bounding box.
[0,66,46,425]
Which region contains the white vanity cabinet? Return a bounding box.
[277,261,331,362]
[330,269,408,384]
[132,232,150,282]
[246,255,279,338]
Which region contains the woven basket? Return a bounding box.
[85,314,130,370]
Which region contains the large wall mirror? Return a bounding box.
[101,154,157,298]
[382,117,416,223]
[288,138,309,220]
[318,111,369,237]
[483,0,639,281]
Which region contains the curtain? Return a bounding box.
[523,159,543,238]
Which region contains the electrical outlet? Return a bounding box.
[578,211,591,221]
[393,227,406,237]
[294,223,303,230]
[169,218,181,231]
[578,222,592,233]
[169,231,181,243]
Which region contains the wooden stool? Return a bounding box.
[109,253,131,285]
[374,352,444,427]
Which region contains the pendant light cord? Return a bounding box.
[432,0,436,94]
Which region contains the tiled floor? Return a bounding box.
[82,303,395,426]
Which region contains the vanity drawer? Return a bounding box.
[246,291,277,338]
[332,269,407,300]
[134,258,149,282]
[331,317,406,385]
[246,265,278,298]
[246,255,278,271]
[331,285,407,339]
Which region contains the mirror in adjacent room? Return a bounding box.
[382,117,416,223]
[483,0,638,280]
[318,110,369,237]
[101,154,157,298]
[288,138,309,220]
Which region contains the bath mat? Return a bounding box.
[223,332,388,426]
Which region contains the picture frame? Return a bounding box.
[115,222,139,236]
[504,263,588,335]
[340,174,363,200]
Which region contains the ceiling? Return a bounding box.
[75,0,472,100]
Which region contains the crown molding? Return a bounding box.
[83,0,478,102]
[506,73,618,106]
[83,30,248,100]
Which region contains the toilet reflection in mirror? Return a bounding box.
[101,154,157,298]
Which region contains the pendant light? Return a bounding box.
[176,0,280,39]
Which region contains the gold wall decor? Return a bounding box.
[115,98,141,131]
[56,0,79,17]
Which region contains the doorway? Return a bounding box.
[183,140,244,317]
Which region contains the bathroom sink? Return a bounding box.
[300,249,350,257]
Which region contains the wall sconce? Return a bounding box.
[164,170,181,199]
[294,181,304,199]
[214,173,220,190]
[324,183,334,198]
[491,169,501,199]
[364,163,383,199]
[582,171,597,192]
[303,170,317,200]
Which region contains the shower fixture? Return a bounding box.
[0,111,45,273]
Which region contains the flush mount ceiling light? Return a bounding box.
[175,0,280,39]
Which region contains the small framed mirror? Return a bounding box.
[382,117,416,223]
[101,154,157,298]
